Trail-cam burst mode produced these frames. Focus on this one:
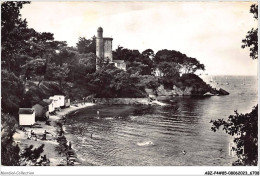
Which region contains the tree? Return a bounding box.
[157,61,180,79]
[45,63,70,89]
[181,57,205,74]
[211,106,258,165]
[1,70,25,114]
[1,113,20,166]
[154,49,204,75]
[242,4,258,60]
[68,52,96,82]
[76,36,96,54]
[142,49,155,59]
[1,1,30,72]
[21,57,46,86]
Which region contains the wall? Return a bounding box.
[54,95,65,107]
[19,112,35,126]
[48,103,54,112]
[50,97,60,108]
[95,98,149,105]
[96,37,103,59]
[103,38,113,62]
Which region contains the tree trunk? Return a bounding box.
[37,77,44,87]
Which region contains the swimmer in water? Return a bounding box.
[182,150,186,155]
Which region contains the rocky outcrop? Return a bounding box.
[218,88,229,95]
[145,84,229,98]
[95,98,150,105]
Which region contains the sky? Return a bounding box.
[21,1,258,75]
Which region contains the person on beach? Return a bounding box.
[69,141,72,150]
[27,132,31,139]
[31,130,34,136]
[42,133,46,140]
[42,130,49,140]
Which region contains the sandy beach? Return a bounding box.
[13,102,95,166]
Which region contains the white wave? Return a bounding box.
[137,140,154,146]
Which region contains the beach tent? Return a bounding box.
[32,101,49,120]
[19,108,35,126]
[49,96,60,109]
[54,95,65,108]
[43,99,55,113]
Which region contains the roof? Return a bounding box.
[37,101,49,107]
[103,37,113,40]
[54,95,65,97]
[43,99,53,105]
[19,108,34,114]
[113,60,125,63]
[97,27,103,32]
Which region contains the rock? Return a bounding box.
[172,85,193,96]
[156,85,173,96]
[218,88,229,95]
[183,87,193,96]
[172,85,183,96]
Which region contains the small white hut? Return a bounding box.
[19,108,35,126]
[54,95,65,107]
[49,96,60,109]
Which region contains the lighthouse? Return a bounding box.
[96,27,113,70]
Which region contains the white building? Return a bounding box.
[49,96,60,109]
[112,60,126,71]
[43,99,55,113]
[54,95,65,107]
[19,108,35,126]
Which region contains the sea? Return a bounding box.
[64,75,258,166]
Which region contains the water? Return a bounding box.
[65,75,257,166]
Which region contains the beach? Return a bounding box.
[13,102,95,166]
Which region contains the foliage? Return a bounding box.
[84,66,147,98]
[20,144,45,166]
[45,63,70,89]
[68,52,96,82]
[1,113,20,166]
[1,1,63,75]
[210,106,258,165]
[21,57,46,82]
[1,70,25,114]
[242,4,258,60]
[175,73,211,94]
[1,1,30,73]
[76,36,96,54]
[155,49,205,74]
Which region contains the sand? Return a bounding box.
[13,103,95,166]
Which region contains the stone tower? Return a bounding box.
[96,27,113,70]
